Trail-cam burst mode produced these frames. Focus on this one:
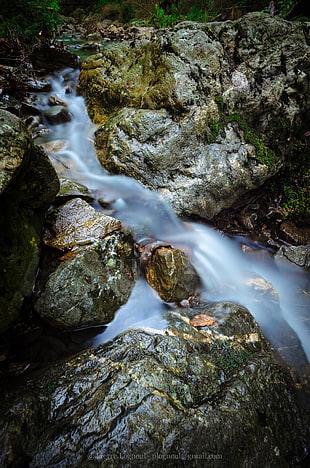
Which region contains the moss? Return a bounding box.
[208,119,222,143]
[227,114,276,168]
[209,339,253,375]
[266,140,310,223]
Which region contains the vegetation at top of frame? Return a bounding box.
[0,0,61,46]
[0,1,308,46]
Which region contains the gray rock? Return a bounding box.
[275,244,310,271]
[0,304,308,466]
[35,231,139,328]
[56,177,95,203]
[79,13,310,220]
[0,110,59,332]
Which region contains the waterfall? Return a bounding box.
[35,68,310,365]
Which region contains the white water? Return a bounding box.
[35,69,310,365]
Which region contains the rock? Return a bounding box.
[278,220,310,246]
[0,110,28,193]
[30,45,80,72]
[43,197,121,250]
[48,95,68,107]
[275,245,310,271]
[78,13,310,220]
[0,110,59,332]
[0,304,308,466]
[43,105,72,125]
[56,177,95,204]
[34,231,139,328]
[145,247,200,302]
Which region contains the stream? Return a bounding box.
[33,65,310,384]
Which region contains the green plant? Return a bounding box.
[227,114,276,168]
[210,340,253,375]
[278,0,298,18]
[149,4,184,27]
[0,0,61,45]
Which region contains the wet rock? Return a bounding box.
[30,45,80,72]
[43,105,72,125]
[48,95,68,107]
[35,231,139,328]
[275,245,310,271]
[0,305,308,466]
[79,42,101,53]
[56,177,95,204]
[79,14,310,220]
[43,197,121,250]
[145,247,200,302]
[278,220,310,246]
[0,110,59,332]
[0,110,28,193]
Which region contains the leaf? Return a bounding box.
[190,314,219,327]
[59,251,75,261]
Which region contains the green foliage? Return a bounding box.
[187,1,218,22]
[278,0,298,18]
[278,143,309,222]
[0,0,61,45]
[208,119,221,143]
[149,4,184,27]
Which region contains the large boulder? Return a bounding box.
[78,13,310,219]
[35,231,139,328]
[0,110,59,332]
[34,197,138,329]
[0,304,308,466]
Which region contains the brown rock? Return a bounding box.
[145,247,200,302]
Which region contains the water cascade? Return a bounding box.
[35,69,310,370]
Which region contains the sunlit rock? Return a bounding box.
[145,247,200,302]
[43,197,121,250]
[35,231,139,328]
[0,305,308,466]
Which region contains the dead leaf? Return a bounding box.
[59,251,75,261]
[190,314,219,327]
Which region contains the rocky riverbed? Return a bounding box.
[0,12,310,467]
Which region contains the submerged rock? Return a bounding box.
[0,110,59,332]
[0,304,308,466]
[35,231,139,328]
[79,13,310,220]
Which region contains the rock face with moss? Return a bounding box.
[0,110,59,332]
[32,196,139,328]
[79,13,309,219]
[0,303,308,466]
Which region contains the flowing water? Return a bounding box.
[35,68,310,374]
